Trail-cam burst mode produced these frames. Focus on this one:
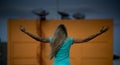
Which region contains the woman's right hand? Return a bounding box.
[19,25,26,32]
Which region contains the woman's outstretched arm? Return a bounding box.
[19,25,49,43]
[74,26,109,43]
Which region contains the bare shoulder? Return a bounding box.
[41,37,50,43]
[73,38,83,43]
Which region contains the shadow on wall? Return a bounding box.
[113,55,120,60]
[0,42,7,65]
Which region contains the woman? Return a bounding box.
[19,24,109,65]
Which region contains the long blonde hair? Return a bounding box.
[49,24,68,59]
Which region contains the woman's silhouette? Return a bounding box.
[19,24,109,65]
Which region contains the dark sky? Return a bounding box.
[0,0,120,19]
[0,0,120,55]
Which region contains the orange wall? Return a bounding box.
[8,19,113,65]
